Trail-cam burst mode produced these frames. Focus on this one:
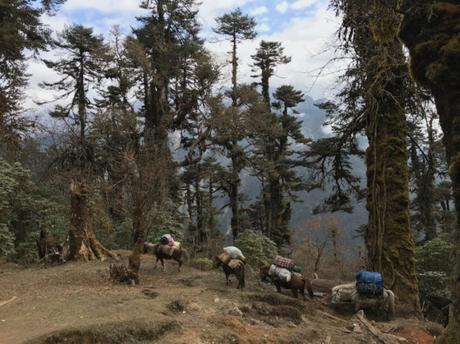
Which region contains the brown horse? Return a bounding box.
[144,242,188,272]
[260,266,314,300]
[213,256,245,289]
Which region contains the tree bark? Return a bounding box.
[364,38,420,315]
[231,34,237,107]
[432,90,460,343]
[68,179,115,261]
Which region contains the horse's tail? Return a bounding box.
[386,289,395,318]
[180,247,190,263]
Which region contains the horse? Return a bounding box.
[213,256,245,289]
[331,282,395,319]
[144,242,188,272]
[259,266,314,300]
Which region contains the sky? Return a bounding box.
[26,0,342,113]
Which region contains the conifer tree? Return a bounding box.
[214,8,256,107]
[0,0,64,151]
[213,9,256,239]
[251,41,291,108]
[249,41,298,245]
[41,24,114,261]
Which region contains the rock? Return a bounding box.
[228,306,243,317]
[287,321,297,328]
[214,297,220,303]
[352,323,363,334]
[142,288,159,299]
[248,318,261,325]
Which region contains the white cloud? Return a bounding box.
[257,23,270,32]
[63,0,141,13]
[207,6,341,99]
[291,0,319,10]
[198,0,256,28]
[250,6,268,16]
[276,1,289,13]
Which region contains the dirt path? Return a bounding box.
[0,254,438,344]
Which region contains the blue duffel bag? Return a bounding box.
[356,271,384,297]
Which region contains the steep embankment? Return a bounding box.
[0,253,437,344]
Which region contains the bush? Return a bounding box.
[234,230,278,268]
[0,224,15,258]
[190,257,214,271]
[416,236,454,299]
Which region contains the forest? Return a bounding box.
[0,0,459,343]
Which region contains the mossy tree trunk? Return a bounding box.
[365,47,420,313]
[399,1,460,340]
[69,179,115,261]
[363,0,420,316]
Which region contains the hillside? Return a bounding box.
[0,254,437,344]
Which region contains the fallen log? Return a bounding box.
[317,310,349,324]
[352,310,407,344]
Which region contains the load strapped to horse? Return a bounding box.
[268,255,302,283]
[214,246,246,289]
[331,271,395,319]
[159,234,181,254]
[260,255,313,300]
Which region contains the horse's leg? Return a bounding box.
[178,259,182,272]
[161,258,165,272]
[292,288,299,299]
[300,288,306,301]
[275,282,282,294]
[225,271,230,286]
[154,257,159,269]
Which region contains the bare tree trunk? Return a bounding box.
[68,179,115,261]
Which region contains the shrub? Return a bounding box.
[234,230,278,268]
[190,257,214,271]
[0,224,15,258]
[416,236,454,299]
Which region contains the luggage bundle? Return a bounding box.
[159,234,176,246]
[268,255,303,283]
[223,246,246,261]
[218,246,245,266]
[218,252,232,265]
[355,271,384,297]
[272,255,295,270]
[269,264,292,282]
[228,259,244,270]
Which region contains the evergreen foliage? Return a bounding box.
[234,230,278,268]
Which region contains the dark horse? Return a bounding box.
[213,256,245,289]
[144,242,188,272]
[260,266,314,300]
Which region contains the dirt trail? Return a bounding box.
[0,253,438,344]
